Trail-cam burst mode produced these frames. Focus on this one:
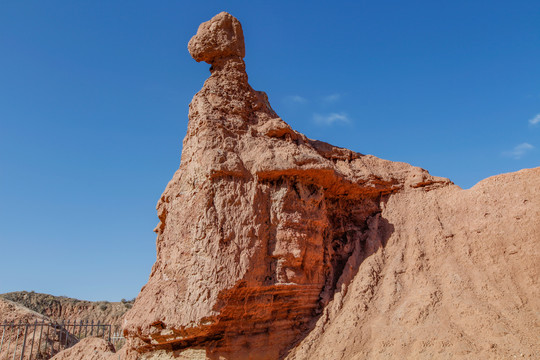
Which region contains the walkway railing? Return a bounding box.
[0,320,122,360]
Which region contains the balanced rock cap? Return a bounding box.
[187,12,246,64]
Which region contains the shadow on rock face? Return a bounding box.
[185,192,395,360]
[278,199,395,359]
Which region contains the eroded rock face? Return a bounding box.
[121,12,451,359]
[118,11,540,360]
[286,168,540,359]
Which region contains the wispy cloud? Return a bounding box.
[529,113,540,126]
[322,93,341,104]
[502,143,534,159]
[313,112,350,125]
[285,95,307,104]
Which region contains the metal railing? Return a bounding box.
[0,320,122,360]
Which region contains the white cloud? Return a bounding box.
[285,95,307,104]
[502,143,534,159]
[529,113,540,126]
[322,93,341,103]
[313,112,350,125]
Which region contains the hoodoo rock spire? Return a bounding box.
[95,12,540,360]
[120,12,451,359]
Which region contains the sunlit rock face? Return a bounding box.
[114,11,540,360]
[119,12,452,359]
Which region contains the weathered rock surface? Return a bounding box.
[115,11,540,360]
[50,337,116,360]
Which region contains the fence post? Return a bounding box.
[5,322,13,360]
[19,323,29,360]
[77,320,82,340]
[44,321,50,357]
[51,321,56,357]
[70,319,74,342]
[65,320,70,348]
[59,320,64,353]
[28,320,38,360]
[36,320,44,360]
[11,321,22,360]
[0,321,5,354]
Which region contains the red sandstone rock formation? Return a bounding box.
[120,12,450,359]
[81,11,537,360]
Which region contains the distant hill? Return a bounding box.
[0,291,133,326]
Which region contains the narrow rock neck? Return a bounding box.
[188,55,259,124]
[206,56,250,94]
[209,56,247,76]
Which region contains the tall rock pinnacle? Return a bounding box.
[121,12,451,359]
[115,12,539,360]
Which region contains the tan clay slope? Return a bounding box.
[0,297,48,324]
[1,291,132,327]
[0,298,50,359]
[286,167,540,360]
[50,337,116,360]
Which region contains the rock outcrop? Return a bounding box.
[112,11,540,360]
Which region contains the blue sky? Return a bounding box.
[0,1,538,301]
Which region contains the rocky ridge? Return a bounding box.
[1,291,132,327]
